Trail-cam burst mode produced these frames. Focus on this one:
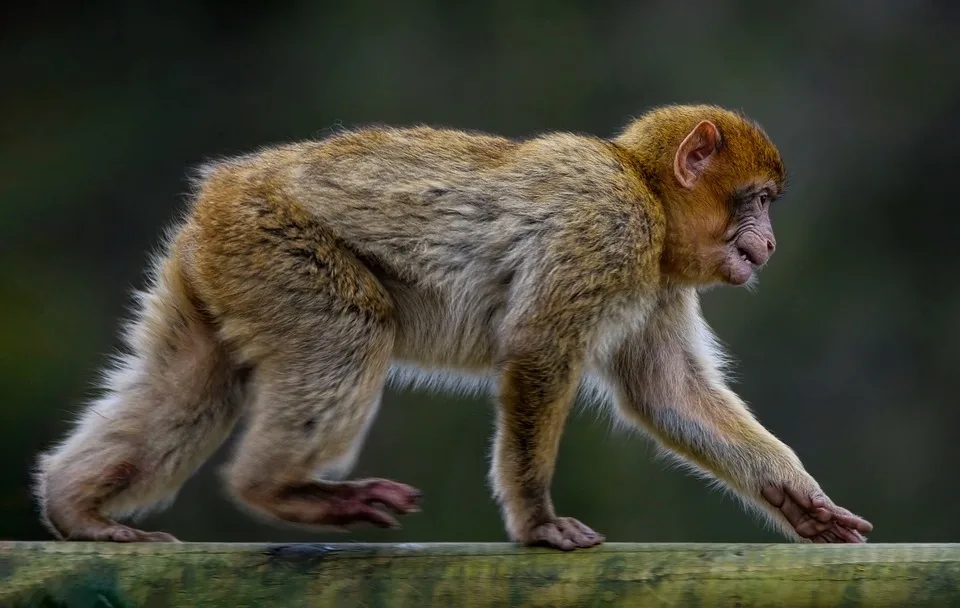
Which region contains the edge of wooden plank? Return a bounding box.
[4,540,960,555]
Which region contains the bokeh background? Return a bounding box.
[3,1,959,544]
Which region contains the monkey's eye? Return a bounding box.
[757,192,770,207]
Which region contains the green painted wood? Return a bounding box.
[1,542,958,607]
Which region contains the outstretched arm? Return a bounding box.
[605,289,872,542]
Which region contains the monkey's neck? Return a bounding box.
[610,141,670,201]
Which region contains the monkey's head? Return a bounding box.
[618,105,787,287]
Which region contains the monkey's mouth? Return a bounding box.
[723,247,757,285]
[737,245,764,266]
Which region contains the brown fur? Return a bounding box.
[34,104,871,548]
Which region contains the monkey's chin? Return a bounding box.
[721,256,755,286]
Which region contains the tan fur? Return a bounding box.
[34,104,871,547]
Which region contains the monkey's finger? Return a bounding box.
[833,510,873,534]
[785,486,818,510]
[783,502,835,538]
[568,532,600,549]
[832,525,866,543]
[564,518,605,545]
[556,519,603,549]
[530,523,576,551]
[575,532,603,548]
[795,520,832,538]
[810,507,833,523]
[764,484,817,535]
[779,495,811,528]
[801,490,873,534]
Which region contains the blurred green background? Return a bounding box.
[3,1,959,544]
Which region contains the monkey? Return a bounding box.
[34,104,873,550]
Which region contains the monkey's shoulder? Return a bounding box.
[520,135,663,259]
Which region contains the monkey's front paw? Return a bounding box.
[762,484,873,543]
[524,517,604,551]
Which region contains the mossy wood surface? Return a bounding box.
[2,542,959,607]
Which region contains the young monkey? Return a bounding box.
[35,104,873,550]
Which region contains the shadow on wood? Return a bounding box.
[2,542,959,607]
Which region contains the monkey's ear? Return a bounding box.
[674,120,720,189]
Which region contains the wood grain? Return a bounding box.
[2,542,959,607]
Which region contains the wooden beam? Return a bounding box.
[2,542,959,607]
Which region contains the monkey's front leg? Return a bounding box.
[608,320,873,543]
[491,352,605,551]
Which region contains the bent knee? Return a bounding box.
[223,457,273,507]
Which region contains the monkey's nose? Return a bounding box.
[766,238,776,254]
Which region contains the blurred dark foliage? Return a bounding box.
[2,1,959,544]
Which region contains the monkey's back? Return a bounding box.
[187,125,661,370]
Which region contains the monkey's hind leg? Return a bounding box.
[223,307,422,531]
[199,198,422,530]
[34,255,245,542]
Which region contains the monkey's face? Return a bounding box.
[665,179,778,287]
[716,185,777,285]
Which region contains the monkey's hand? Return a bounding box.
[761,484,873,543]
[523,517,605,551]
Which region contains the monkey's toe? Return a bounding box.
[352,478,423,514]
[138,530,181,542]
[299,478,423,529]
[68,523,180,543]
[105,526,179,543]
[323,500,402,529]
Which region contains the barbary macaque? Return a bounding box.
[35,104,873,549]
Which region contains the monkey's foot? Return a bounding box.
[762,484,873,543]
[303,478,423,529]
[525,517,605,551]
[65,520,179,543]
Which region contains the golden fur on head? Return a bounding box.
[616,105,787,286]
[616,104,786,193]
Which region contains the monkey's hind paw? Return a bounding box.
[313,478,423,530]
[761,484,873,543]
[69,523,179,543]
[348,478,423,515]
[526,517,605,551]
